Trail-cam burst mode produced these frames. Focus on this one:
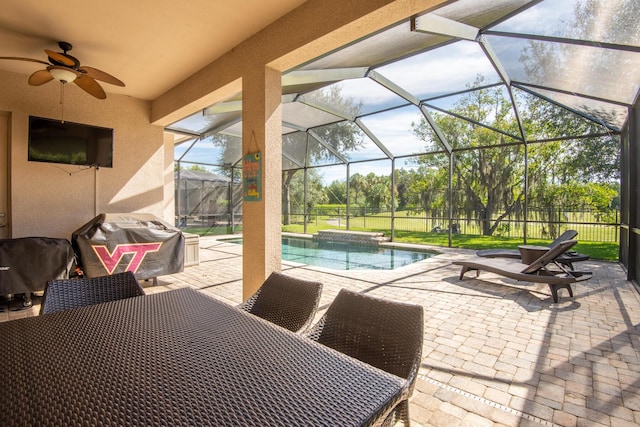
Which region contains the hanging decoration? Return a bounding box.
[243,151,262,202]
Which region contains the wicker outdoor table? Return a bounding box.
[0,287,405,426]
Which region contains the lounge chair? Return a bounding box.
[454,240,592,303]
[476,229,589,268]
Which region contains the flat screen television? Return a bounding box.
[28,116,113,168]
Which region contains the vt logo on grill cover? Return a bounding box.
[92,243,162,274]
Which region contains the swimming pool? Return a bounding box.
[224,236,436,270]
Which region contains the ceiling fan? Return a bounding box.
[0,41,125,99]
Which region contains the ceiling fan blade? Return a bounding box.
[0,56,50,66]
[44,49,76,67]
[79,66,125,87]
[74,75,106,99]
[28,69,54,86]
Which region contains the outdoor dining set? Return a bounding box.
[0,270,424,427]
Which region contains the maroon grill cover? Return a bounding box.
[0,237,75,296]
[72,213,184,279]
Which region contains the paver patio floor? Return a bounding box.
[3,235,639,426]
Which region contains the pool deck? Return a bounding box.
[3,235,640,426]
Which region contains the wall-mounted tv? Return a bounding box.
[28,116,113,168]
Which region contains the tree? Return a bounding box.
[406,164,446,214]
[188,164,209,172]
[284,169,327,222]
[362,173,391,210]
[282,85,364,224]
[325,180,347,205]
[412,84,619,237]
[409,0,624,238]
[207,133,240,179]
[412,77,525,235]
[393,168,416,210]
[349,173,367,205]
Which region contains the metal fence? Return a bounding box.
[177,187,619,243]
[287,207,620,243]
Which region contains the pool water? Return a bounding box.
[225,236,436,270]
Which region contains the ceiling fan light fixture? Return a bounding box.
[48,66,78,84]
[2,41,123,98]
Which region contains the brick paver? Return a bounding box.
[3,234,639,426]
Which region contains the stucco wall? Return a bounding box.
[0,69,170,240]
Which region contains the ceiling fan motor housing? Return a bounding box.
[58,41,73,52]
[47,42,80,68]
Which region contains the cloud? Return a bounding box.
[375,40,499,99]
[359,106,429,155]
[492,1,575,36]
[329,40,500,112]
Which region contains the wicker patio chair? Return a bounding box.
[237,271,323,333]
[40,271,145,315]
[304,289,424,426]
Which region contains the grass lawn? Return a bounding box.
[181,226,240,235]
[387,230,618,261]
[183,217,618,261]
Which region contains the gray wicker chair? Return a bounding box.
[237,271,323,333]
[40,271,145,315]
[304,289,424,426]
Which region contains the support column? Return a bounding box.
[242,66,282,300]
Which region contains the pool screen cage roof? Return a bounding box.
[168,0,640,175]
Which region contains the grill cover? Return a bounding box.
[72,213,184,279]
[0,237,75,296]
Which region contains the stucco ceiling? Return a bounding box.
[0,0,307,101]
